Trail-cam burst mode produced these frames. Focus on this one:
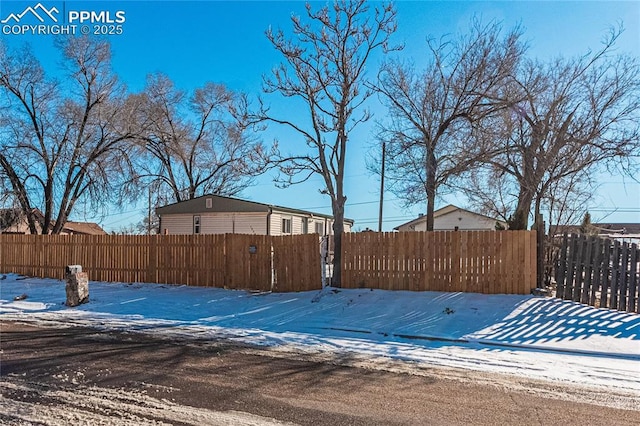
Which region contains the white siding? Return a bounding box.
[306,218,353,235]
[291,215,303,234]
[160,214,194,235]
[269,211,344,236]
[396,210,501,232]
[160,210,348,236]
[231,213,268,234]
[161,212,267,235]
[434,210,496,231]
[397,219,428,232]
[270,211,312,235]
[201,214,233,234]
[270,212,283,236]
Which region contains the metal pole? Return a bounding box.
[378,141,385,232]
[148,186,152,235]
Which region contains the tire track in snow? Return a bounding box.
[0,378,297,426]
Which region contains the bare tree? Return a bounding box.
[262,0,398,287]
[466,26,640,230]
[544,173,595,235]
[370,19,524,230]
[463,163,594,234]
[133,73,269,204]
[0,37,138,234]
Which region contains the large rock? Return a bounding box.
[65,266,89,307]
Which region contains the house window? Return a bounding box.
[193,215,201,234]
[205,198,213,209]
[315,222,324,235]
[302,217,308,234]
[282,218,291,234]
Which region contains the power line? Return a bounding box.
[102,212,143,226]
[354,215,415,223]
[300,197,401,210]
[588,208,640,213]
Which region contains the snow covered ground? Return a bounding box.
[2,273,639,395]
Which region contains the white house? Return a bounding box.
[394,205,506,232]
[156,194,353,236]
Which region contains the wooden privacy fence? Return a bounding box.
[555,233,639,313]
[0,233,322,292]
[1,231,537,294]
[342,230,537,294]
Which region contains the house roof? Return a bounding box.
[0,208,44,231]
[0,208,106,235]
[156,194,354,224]
[552,223,640,236]
[0,208,44,219]
[63,221,107,235]
[594,223,640,235]
[393,204,504,230]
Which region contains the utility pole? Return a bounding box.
[378,141,386,232]
[147,186,152,235]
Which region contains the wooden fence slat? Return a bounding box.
[564,234,577,301]
[627,244,638,313]
[618,243,630,311]
[600,239,612,309]
[528,231,537,294]
[451,231,461,292]
[573,234,585,302]
[611,241,622,310]
[589,237,602,307]
[581,236,594,304]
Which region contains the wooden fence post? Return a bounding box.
[555,233,568,299]
[534,214,545,289]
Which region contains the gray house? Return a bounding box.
[156,194,353,236]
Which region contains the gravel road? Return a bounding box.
[1,321,638,425]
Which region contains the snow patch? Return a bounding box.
[2,274,639,393]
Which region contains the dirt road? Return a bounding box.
[1,321,638,425]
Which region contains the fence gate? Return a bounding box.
[272,234,323,292]
[225,234,273,292]
[555,233,639,313]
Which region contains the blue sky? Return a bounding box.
[1,0,639,231]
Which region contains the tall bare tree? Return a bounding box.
[262,0,398,287]
[133,73,269,204]
[0,37,138,234]
[466,26,640,230]
[370,19,524,230]
[463,162,594,233]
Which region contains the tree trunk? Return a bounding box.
[331,196,346,288]
[0,155,39,234]
[425,147,437,231]
[509,187,535,230]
